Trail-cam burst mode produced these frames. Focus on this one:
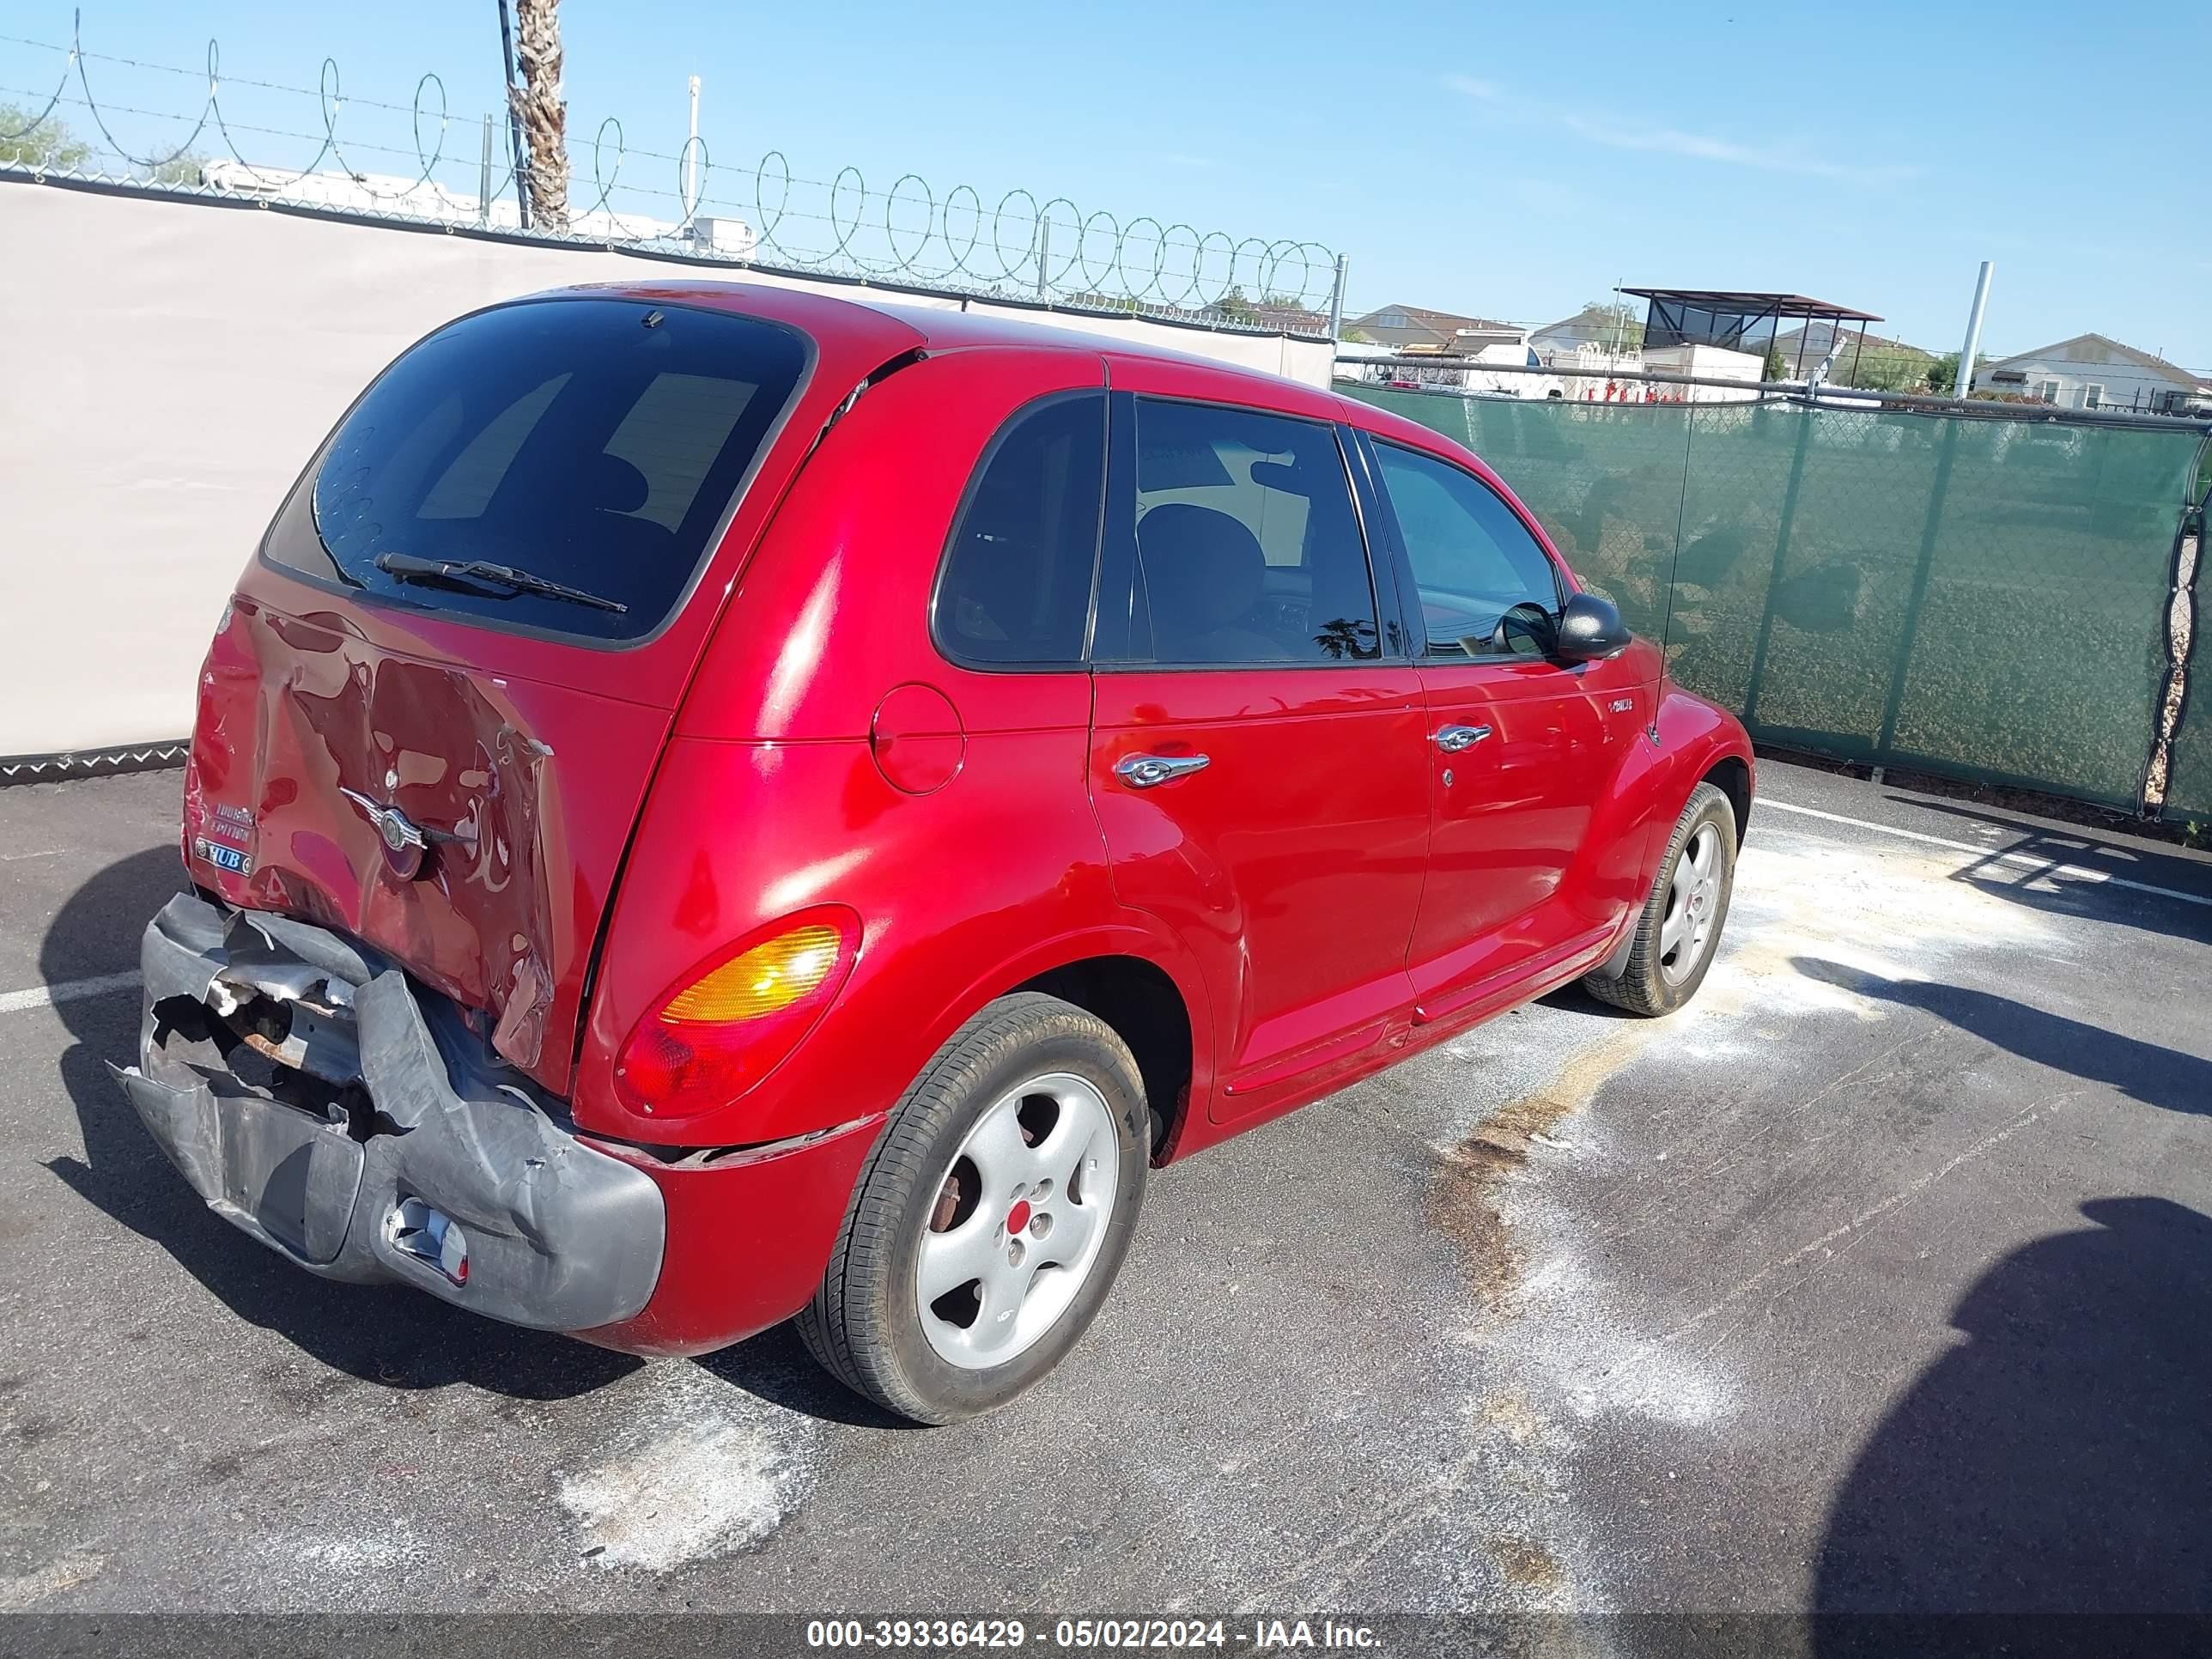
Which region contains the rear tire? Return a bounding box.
[1583,781,1737,1018]
[796,993,1149,1425]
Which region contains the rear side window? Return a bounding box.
[269,299,808,642]
[1130,398,1378,665]
[935,392,1105,666]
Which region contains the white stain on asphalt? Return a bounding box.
[558,1366,817,1573]
[294,1534,412,1574]
[1689,825,2062,1024]
[0,1554,104,1610]
[1513,1244,1730,1426]
[1437,821,2074,1616]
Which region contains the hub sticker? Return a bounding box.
[192,836,251,876]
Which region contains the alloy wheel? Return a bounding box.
[915,1072,1121,1370]
[1658,822,1723,987]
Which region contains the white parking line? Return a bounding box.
[1761,799,2212,909]
[0,971,142,1015]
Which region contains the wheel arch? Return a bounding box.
[1013,955,1195,1164]
[1700,752,1753,842]
[938,924,1215,1165]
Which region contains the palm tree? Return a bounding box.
[506,0,569,230]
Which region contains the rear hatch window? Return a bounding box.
[266,297,809,642]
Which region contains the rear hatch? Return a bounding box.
[186,290,922,1096]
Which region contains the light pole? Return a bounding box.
[1954,261,1994,398]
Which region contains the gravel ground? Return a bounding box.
[0,759,2206,1624]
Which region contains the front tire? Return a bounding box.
[1584,781,1737,1017]
[796,993,1150,1425]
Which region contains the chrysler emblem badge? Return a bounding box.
[339,787,430,877]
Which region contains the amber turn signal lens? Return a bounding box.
[660,923,844,1023]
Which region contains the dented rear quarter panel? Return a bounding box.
[185,599,659,1090]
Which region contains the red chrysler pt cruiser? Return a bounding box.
[118,283,1752,1422]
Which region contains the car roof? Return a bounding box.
[529,276,1351,423]
[522,277,1533,550]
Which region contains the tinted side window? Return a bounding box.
[935,392,1105,666]
[1373,441,1563,659]
[273,298,808,642]
[1132,398,1377,665]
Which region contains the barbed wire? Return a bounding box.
[0,11,1342,331]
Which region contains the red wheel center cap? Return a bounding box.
[1006,1200,1032,1235]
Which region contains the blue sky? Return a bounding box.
[11,0,2209,367]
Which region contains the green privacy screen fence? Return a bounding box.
[1346,386,2209,815]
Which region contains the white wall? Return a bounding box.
[1640,344,1764,403]
[0,182,1332,757]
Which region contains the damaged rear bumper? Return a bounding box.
[114,892,665,1333]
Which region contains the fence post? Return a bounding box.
[1741,408,1817,732]
[1874,418,1963,764]
[1327,252,1349,343]
[1035,219,1051,303]
[477,114,493,226]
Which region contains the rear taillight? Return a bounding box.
[612,906,860,1119]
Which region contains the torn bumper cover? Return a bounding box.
[112,891,664,1332]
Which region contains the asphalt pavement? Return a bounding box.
[0,758,2206,1621]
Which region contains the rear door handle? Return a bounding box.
[1431,724,1492,753]
[1115,753,1212,789]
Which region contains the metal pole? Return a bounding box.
[1327,253,1349,342]
[684,75,700,230]
[1876,417,1963,762]
[1035,219,1051,303]
[496,0,530,229]
[1742,411,1816,732]
[477,113,493,225]
[1954,260,1994,398]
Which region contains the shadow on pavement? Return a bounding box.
[1793,956,2211,1117]
[40,846,884,1425]
[1816,1195,2212,1620]
[1874,794,2212,948]
[696,1323,915,1431]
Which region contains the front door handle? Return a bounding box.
[1115,752,1212,789]
[1431,724,1492,753]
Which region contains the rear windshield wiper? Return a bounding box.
[373,552,629,614]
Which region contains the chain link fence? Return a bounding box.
[1346,380,2212,816]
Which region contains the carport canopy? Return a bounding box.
[1622,288,1884,377]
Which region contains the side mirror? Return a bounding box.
[1554,591,1631,662]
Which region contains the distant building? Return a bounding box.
[1530,304,1640,357]
[1348,302,1524,355]
[1771,322,1933,380]
[1970,333,2211,413]
[1340,302,1543,395]
[1238,300,1333,336]
[1637,343,1765,401]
